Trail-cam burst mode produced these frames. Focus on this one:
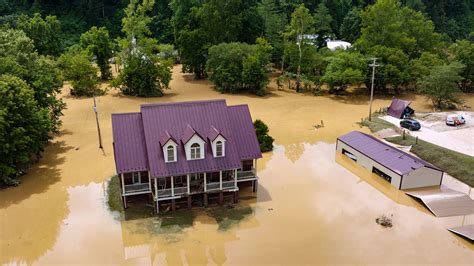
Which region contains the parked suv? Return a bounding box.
[446,114,466,126]
[400,119,421,131]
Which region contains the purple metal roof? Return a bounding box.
[207,126,224,141]
[111,113,149,173]
[227,105,263,161]
[388,98,411,118]
[337,131,441,176]
[112,99,262,176]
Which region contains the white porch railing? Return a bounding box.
[222,180,235,189]
[124,183,150,194]
[237,168,256,181]
[157,188,172,198]
[206,182,220,191]
[174,187,187,196]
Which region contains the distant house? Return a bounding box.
[387,98,414,119]
[326,40,351,51]
[112,100,262,213]
[337,131,443,190]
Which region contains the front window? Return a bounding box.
[167,145,175,162]
[190,143,201,159]
[216,141,223,157]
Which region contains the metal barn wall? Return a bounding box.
[401,166,443,189]
[337,140,402,188]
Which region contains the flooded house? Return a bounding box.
[336,131,444,190]
[111,100,262,212]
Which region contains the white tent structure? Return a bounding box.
[327,40,351,51]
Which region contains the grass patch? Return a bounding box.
[359,116,395,132]
[207,206,253,231]
[106,175,155,220]
[386,136,474,187]
[159,209,194,227]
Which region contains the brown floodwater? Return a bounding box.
[1,66,473,265]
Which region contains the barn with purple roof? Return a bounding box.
[112,99,262,212]
[336,131,443,189]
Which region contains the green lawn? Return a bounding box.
[386,136,474,187]
[360,116,396,132]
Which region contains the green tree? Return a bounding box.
[177,28,209,79]
[58,49,101,97]
[409,52,444,83]
[321,51,367,93]
[448,40,474,92]
[206,40,271,95]
[284,4,315,92]
[113,53,171,97]
[313,3,333,47]
[113,0,172,96]
[418,62,464,109]
[0,28,64,133]
[16,13,62,56]
[339,7,361,43]
[80,26,114,80]
[253,119,274,152]
[257,0,286,60]
[0,74,51,186]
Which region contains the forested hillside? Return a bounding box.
[1,0,472,46]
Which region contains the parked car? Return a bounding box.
[446,114,466,126]
[400,119,421,131]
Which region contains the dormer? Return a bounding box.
[208,126,226,158]
[160,131,177,163]
[182,125,205,160]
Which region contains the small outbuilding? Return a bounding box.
[387,98,414,119]
[336,131,443,190]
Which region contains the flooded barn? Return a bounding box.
[336,131,443,189]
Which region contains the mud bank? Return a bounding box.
[1,66,473,265]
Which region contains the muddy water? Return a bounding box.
[1,66,473,265]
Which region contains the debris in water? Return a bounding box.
[376,214,393,228]
[75,147,80,150]
[313,120,325,129]
[268,208,274,211]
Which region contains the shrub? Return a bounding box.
[254,119,274,152]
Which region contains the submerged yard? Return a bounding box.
[1,66,473,265]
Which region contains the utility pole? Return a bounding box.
[368,58,380,121]
[93,95,103,149]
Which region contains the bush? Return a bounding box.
[254,119,274,152]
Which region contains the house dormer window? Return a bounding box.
[216,141,223,157]
[167,145,175,162]
[190,143,201,159]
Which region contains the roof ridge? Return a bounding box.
[141,99,226,109]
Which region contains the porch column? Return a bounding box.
[187,174,190,194]
[255,159,258,173]
[171,176,175,196]
[219,171,223,190]
[148,171,152,190]
[121,173,125,194]
[234,169,237,188]
[138,172,141,183]
[154,177,158,200]
[204,173,207,192]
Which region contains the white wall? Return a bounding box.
[337,140,402,188]
[211,135,226,157]
[162,139,177,163]
[184,134,205,160]
[401,167,442,189]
